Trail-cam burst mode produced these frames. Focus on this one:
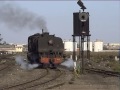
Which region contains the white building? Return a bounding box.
[108,43,120,46]
[15,44,24,52]
[83,42,93,52]
[0,44,26,54]
[94,40,103,52]
[63,41,77,52]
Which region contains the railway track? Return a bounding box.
[0,65,9,72]
[0,55,67,90]
[20,68,65,90]
[1,68,65,90]
[0,61,6,65]
[85,68,120,77]
[0,61,9,72]
[0,68,49,90]
[44,68,66,90]
[45,82,65,90]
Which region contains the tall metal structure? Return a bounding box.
[73,0,91,74]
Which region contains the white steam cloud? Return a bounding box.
[15,55,39,70]
[61,59,74,70]
[0,2,47,31]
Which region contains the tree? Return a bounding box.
[0,34,9,45]
[0,34,3,44]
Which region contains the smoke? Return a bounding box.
[15,55,39,70]
[61,59,74,70]
[0,2,47,32]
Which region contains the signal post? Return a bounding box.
[73,0,91,74]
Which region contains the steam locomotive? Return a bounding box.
[27,32,64,68]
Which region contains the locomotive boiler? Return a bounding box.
[27,32,64,68]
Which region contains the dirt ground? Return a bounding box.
[0,56,119,90]
[57,73,119,90]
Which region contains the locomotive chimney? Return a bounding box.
[42,29,44,34]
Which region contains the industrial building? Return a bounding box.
[0,44,27,54]
[15,44,24,52]
[63,40,77,52]
[104,43,120,50]
[83,42,93,52]
[63,40,104,52]
[0,45,15,54]
[93,40,103,52]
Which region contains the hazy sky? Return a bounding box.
[0,1,120,44]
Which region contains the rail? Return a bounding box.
[85,68,120,77]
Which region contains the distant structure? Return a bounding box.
[104,43,120,50]
[0,40,119,54]
[15,44,26,52]
[83,42,93,52]
[63,40,77,52]
[63,39,103,52]
[0,45,15,54]
[93,39,103,52]
[0,44,27,54]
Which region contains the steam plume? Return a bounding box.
[61,59,74,70]
[0,2,47,31]
[15,55,39,70]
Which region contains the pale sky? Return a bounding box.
[0,1,120,44]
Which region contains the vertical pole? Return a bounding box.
[87,35,90,60]
[81,35,84,74]
[81,21,85,74]
[87,36,88,59]
[79,36,81,74]
[88,36,90,60]
[79,36,80,59]
[73,35,76,71]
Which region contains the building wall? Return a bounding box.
[15,45,24,52]
[0,45,15,52]
[94,40,103,52]
[0,44,26,53]
[109,43,120,46]
[83,42,93,52]
[64,41,77,52]
[104,43,120,50]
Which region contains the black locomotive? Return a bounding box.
[27,32,64,68]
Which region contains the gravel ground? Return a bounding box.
[53,73,119,90]
[0,57,119,90]
[0,68,46,88]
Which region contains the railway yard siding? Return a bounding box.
[0,56,119,90]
